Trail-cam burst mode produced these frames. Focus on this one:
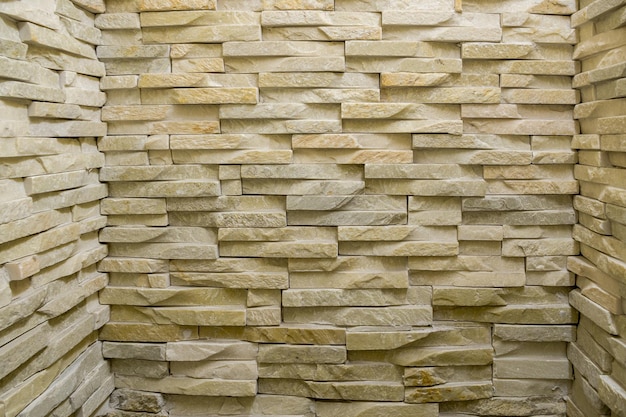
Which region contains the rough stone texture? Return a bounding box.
[93,0,579,413]
[0,1,112,417]
[2,1,625,417]
[568,0,626,415]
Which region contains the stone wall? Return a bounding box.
[568,0,626,416]
[0,1,113,416]
[96,0,581,416]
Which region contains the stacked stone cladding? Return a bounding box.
[568,0,626,416]
[95,0,581,416]
[0,1,113,417]
[1,0,625,416]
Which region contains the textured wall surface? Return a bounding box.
[96,0,581,416]
[568,0,626,416]
[0,1,113,417]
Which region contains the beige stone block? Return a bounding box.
[100,287,245,307]
[99,322,198,342]
[434,304,578,324]
[108,181,220,198]
[283,289,412,307]
[221,103,338,120]
[243,178,363,195]
[4,255,40,282]
[261,87,380,103]
[346,40,434,57]
[141,87,257,105]
[170,133,290,149]
[0,322,49,380]
[261,10,379,26]
[0,80,64,103]
[166,340,256,361]
[172,57,225,73]
[293,149,413,164]
[0,210,70,245]
[404,365,492,387]
[339,241,458,257]
[495,357,572,379]
[172,149,292,164]
[170,360,256,380]
[244,325,345,345]
[171,271,288,289]
[570,289,618,335]
[171,211,286,228]
[111,358,168,378]
[413,133,529,150]
[259,344,346,363]
[343,119,462,134]
[28,102,82,120]
[224,40,342,56]
[111,305,246,326]
[382,87,500,104]
[116,375,257,397]
[108,242,218,260]
[260,362,401,381]
[101,165,218,182]
[246,306,281,325]
[283,305,432,326]
[292,133,411,153]
[343,103,458,120]
[494,378,570,397]
[139,0,216,11]
[220,241,337,258]
[433,287,507,307]
[388,345,493,367]
[102,342,166,360]
[383,26,502,42]
[365,179,486,196]
[405,381,493,403]
[259,72,377,88]
[346,57,461,74]
[19,22,96,59]
[503,26,576,44]
[95,12,140,29]
[259,378,404,401]
[262,0,334,9]
[442,397,566,416]
[264,25,382,41]
[346,325,490,351]
[383,11,499,26]
[317,402,437,417]
[465,59,578,76]
[141,10,258,26]
[462,42,537,59]
[503,238,579,257]
[338,225,455,242]
[142,25,261,43]
[574,26,626,60]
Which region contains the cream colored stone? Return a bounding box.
[283,289,411,307]
[259,362,400,381]
[259,345,346,363]
[99,322,198,342]
[406,381,493,403]
[116,375,257,397]
[244,325,345,345]
[283,305,432,326]
[100,287,245,307]
[259,378,404,401]
[316,402,437,417]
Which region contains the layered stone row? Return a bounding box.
[569,0,626,416]
[0,1,113,417]
[92,0,584,416]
